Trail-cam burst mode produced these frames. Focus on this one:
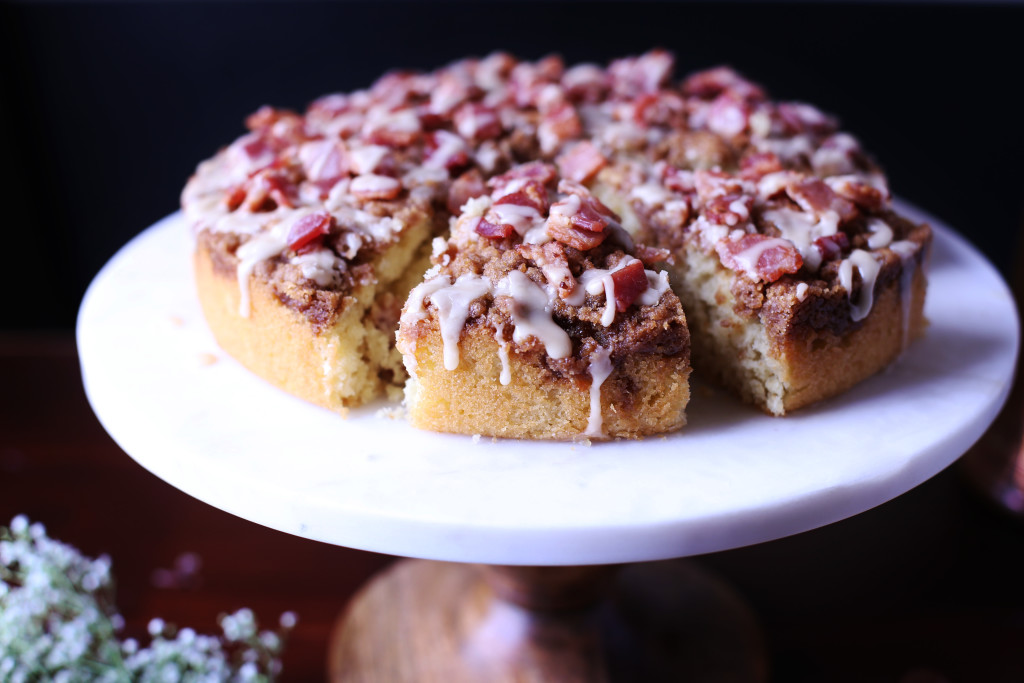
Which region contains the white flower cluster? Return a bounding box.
[1,516,296,682]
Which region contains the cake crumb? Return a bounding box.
[198,353,218,366]
[375,404,407,420]
[169,315,185,327]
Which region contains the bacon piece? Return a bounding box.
[562,63,610,103]
[447,169,487,214]
[633,244,672,266]
[509,56,564,108]
[633,91,687,128]
[694,169,746,203]
[812,133,866,176]
[416,109,447,132]
[546,187,616,250]
[556,141,607,183]
[364,109,422,148]
[825,175,888,211]
[776,102,837,136]
[787,178,832,212]
[237,133,274,165]
[535,55,565,82]
[350,173,402,200]
[488,161,558,192]
[681,66,765,102]
[347,145,392,176]
[557,179,621,223]
[424,130,470,172]
[739,152,783,180]
[814,232,849,262]
[243,169,297,211]
[706,94,750,137]
[704,194,752,227]
[717,234,803,283]
[430,71,475,115]
[518,241,579,298]
[475,52,518,90]
[787,178,857,223]
[224,185,247,212]
[570,201,611,233]
[546,218,607,251]
[287,212,332,252]
[609,50,674,98]
[610,260,650,312]
[661,165,696,194]
[307,93,350,119]
[244,107,308,147]
[299,139,349,189]
[369,71,421,109]
[475,217,514,239]
[453,103,502,141]
[493,179,548,213]
[245,105,298,132]
[538,103,583,154]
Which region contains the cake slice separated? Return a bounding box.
[396,164,691,440]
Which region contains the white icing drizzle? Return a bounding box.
[640,270,671,306]
[728,198,751,222]
[762,208,838,272]
[490,203,543,236]
[570,257,672,322]
[419,274,491,370]
[890,240,920,350]
[403,273,453,323]
[290,249,341,287]
[234,220,292,317]
[495,271,572,359]
[838,249,881,322]
[866,218,894,249]
[494,322,512,385]
[585,271,618,326]
[630,182,672,207]
[584,347,613,439]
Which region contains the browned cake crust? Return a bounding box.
[404,323,690,440]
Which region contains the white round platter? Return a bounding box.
[77,202,1018,565]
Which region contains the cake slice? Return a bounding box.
[396,164,691,440]
[588,67,931,415]
[184,108,441,414]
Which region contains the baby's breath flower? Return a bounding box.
[147,618,165,637]
[2,516,293,682]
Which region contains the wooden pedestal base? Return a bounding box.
[328,559,767,682]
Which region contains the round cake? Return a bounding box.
[181,50,930,438]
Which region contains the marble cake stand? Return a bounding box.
[78,203,1018,681]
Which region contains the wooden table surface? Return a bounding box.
[2,333,1023,682]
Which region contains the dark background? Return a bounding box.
[1,0,1022,331]
[3,3,1024,680]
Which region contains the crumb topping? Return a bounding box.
[398,169,689,379]
[183,50,929,332]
